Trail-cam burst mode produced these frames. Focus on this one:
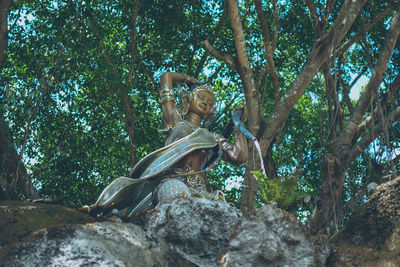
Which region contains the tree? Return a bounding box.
[0,0,39,200]
[204,0,400,233]
[1,0,399,236]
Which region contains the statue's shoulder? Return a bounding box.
[165,121,197,145]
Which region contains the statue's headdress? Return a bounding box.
[177,83,217,126]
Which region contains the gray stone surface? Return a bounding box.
[1,222,163,267]
[220,204,330,267]
[1,198,329,266]
[147,198,242,267]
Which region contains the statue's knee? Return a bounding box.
[156,178,191,205]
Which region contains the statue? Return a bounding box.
[81,72,248,218]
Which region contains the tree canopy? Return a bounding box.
[1,0,399,235]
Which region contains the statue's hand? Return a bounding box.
[183,73,202,86]
[234,105,247,122]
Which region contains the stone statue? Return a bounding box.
[81,72,248,218]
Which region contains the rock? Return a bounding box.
[219,204,330,267]
[146,198,242,267]
[0,198,241,266]
[367,182,378,194]
[328,176,400,266]
[0,200,95,259]
[0,198,329,266]
[1,222,163,267]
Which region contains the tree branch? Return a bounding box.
[12,83,50,195]
[322,63,343,144]
[271,0,279,50]
[338,77,354,114]
[227,0,261,135]
[335,6,394,57]
[8,0,23,32]
[203,40,238,71]
[128,0,140,82]
[340,9,400,146]
[304,0,322,34]
[196,0,228,76]
[254,0,280,105]
[261,0,367,152]
[323,0,337,25]
[354,72,400,139]
[86,0,138,168]
[0,0,11,69]
[348,106,400,164]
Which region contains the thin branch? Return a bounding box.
[86,0,138,168]
[196,0,228,76]
[338,76,354,113]
[322,63,343,144]
[360,28,374,72]
[128,0,140,82]
[323,0,337,24]
[335,6,394,57]
[203,40,238,71]
[206,63,224,84]
[271,0,279,51]
[349,66,368,89]
[340,9,400,146]
[8,0,24,32]
[255,64,268,90]
[348,106,400,164]
[260,66,269,105]
[13,83,50,193]
[354,72,400,139]
[0,0,11,69]
[254,0,280,105]
[304,0,322,34]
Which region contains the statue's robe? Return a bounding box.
[91,123,222,218]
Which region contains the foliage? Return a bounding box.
[253,171,308,213]
[0,0,399,232]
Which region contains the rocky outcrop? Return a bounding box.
[0,200,94,260]
[1,222,164,267]
[327,176,400,266]
[145,198,242,266]
[220,204,330,267]
[0,197,329,266]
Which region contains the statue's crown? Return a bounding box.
[191,84,214,97]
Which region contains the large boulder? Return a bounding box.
[0,198,241,266]
[0,222,163,267]
[146,197,242,266]
[219,204,330,267]
[327,176,400,266]
[0,200,94,260]
[1,198,329,266]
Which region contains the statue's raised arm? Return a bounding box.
[159,72,202,128]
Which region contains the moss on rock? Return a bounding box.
[0,200,94,260]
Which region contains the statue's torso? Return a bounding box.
[165,121,214,171]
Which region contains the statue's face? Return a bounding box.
[189,90,215,118]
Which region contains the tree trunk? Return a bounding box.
[0,0,11,69]
[227,0,263,216]
[0,113,40,200]
[310,8,400,234]
[309,153,345,235]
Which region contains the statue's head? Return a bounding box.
[187,84,216,120]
